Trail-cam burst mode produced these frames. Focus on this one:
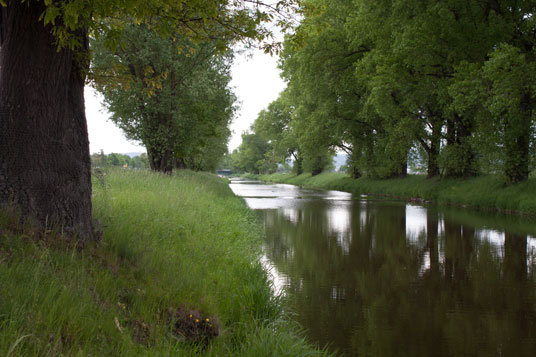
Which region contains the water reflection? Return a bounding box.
[406,205,428,246]
[229,179,536,356]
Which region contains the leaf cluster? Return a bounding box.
[238,0,536,182]
[92,24,236,172]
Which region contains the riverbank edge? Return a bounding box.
[243,172,536,216]
[0,169,327,355]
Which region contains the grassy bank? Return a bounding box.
[247,172,536,215]
[0,170,325,355]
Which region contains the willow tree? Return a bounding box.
[0,0,296,242]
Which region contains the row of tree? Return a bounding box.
[90,150,149,169]
[233,0,536,183]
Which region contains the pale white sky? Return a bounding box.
[228,48,286,151]
[85,48,286,154]
[85,89,144,154]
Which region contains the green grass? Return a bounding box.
[247,172,536,215]
[0,169,327,356]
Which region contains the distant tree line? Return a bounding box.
[232,0,536,183]
[90,150,149,169]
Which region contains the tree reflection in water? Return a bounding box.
[254,192,536,356]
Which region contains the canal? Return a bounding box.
[229,178,536,356]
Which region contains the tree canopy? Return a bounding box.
[234,0,536,183]
[92,24,236,172]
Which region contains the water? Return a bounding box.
[229,178,536,356]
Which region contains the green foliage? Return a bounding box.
[238,0,536,183]
[482,44,536,183]
[232,92,301,174]
[0,169,326,355]
[37,0,300,53]
[231,133,272,174]
[302,150,334,176]
[92,25,235,173]
[280,0,367,176]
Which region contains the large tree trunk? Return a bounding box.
[174,157,187,170]
[291,151,303,175]
[311,155,323,176]
[456,115,476,179]
[504,92,531,184]
[146,145,173,173]
[144,111,174,174]
[0,1,93,241]
[397,159,407,179]
[426,118,442,178]
[444,113,476,178]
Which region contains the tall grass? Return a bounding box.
[250,172,536,215]
[0,169,327,355]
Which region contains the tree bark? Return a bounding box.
[426,118,442,178]
[504,92,531,184]
[146,145,173,173]
[456,115,476,179]
[0,1,93,241]
[311,155,323,176]
[397,159,408,179]
[350,165,361,179]
[292,152,303,175]
[444,113,476,178]
[0,5,6,45]
[174,157,187,170]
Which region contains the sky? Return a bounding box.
[85,47,286,154]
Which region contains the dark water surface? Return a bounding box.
[229,178,536,356]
